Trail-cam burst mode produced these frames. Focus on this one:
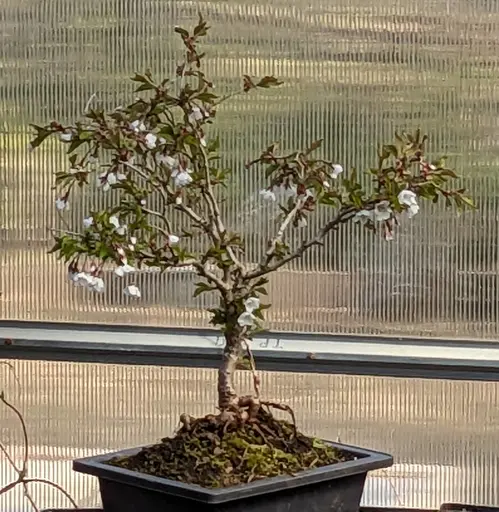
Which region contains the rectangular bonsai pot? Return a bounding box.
[73,441,393,512]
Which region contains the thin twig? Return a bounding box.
[245,206,357,280]
[0,392,78,509]
[23,478,78,508]
[242,337,260,398]
[84,93,98,114]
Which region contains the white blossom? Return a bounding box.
[70,271,91,287]
[168,234,180,245]
[323,181,330,189]
[278,184,298,199]
[55,198,68,211]
[115,264,135,277]
[68,271,103,292]
[175,196,183,205]
[353,210,373,225]
[244,297,260,313]
[108,215,127,235]
[237,311,257,327]
[237,297,261,327]
[145,133,157,149]
[98,171,124,192]
[59,132,73,142]
[130,236,137,245]
[259,189,276,202]
[331,164,343,179]
[124,285,141,298]
[200,137,207,147]
[398,189,420,218]
[354,201,393,224]
[140,199,146,206]
[83,216,94,228]
[157,154,178,168]
[172,168,193,187]
[109,215,120,229]
[297,217,308,228]
[117,247,127,262]
[188,106,205,123]
[373,201,392,222]
[130,120,146,132]
[88,276,105,293]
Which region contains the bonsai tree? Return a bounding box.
[30,16,473,488]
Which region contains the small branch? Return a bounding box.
[192,261,229,292]
[23,478,78,508]
[242,337,260,398]
[261,197,306,269]
[0,392,78,509]
[1,392,29,474]
[197,140,225,237]
[245,206,357,280]
[141,206,173,239]
[84,93,98,114]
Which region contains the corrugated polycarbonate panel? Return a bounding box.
[2,0,499,337]
[1,359,498,510]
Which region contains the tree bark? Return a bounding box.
[217,329,244,410]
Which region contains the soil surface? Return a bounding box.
[107,408,353,488]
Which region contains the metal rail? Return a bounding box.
[1,320,499,381]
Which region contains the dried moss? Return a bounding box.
[107,408,353,488]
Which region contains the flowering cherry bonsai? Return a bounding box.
[30,16,473,487]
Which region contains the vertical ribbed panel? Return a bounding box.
[1,360,499,509]
[2,0,499,337]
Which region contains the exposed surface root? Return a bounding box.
[107,405,353,488]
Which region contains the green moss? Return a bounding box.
[107,408,352,488]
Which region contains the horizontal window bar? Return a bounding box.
[1,320,499,381]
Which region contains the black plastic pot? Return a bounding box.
[42,509,437,512]
[41,509,437,512]
[441,504,499,512]
[73,441,393,512]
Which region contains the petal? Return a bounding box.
[332,164,343,178]
[237,311,256,327]
[109,215,120,229]
[83,216,94,228]
[244,297,260,313]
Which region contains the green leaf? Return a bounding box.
[439,169,458,178]
[254,309,264,320]
[131,73,151,84]
[135,83,157,92]
[67,138,86,154]
[305,139,323,154]
[174,26,189,38]
[460,195,476,209]
[256,76,283,88]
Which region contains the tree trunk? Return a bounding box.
[217,329,244,410]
